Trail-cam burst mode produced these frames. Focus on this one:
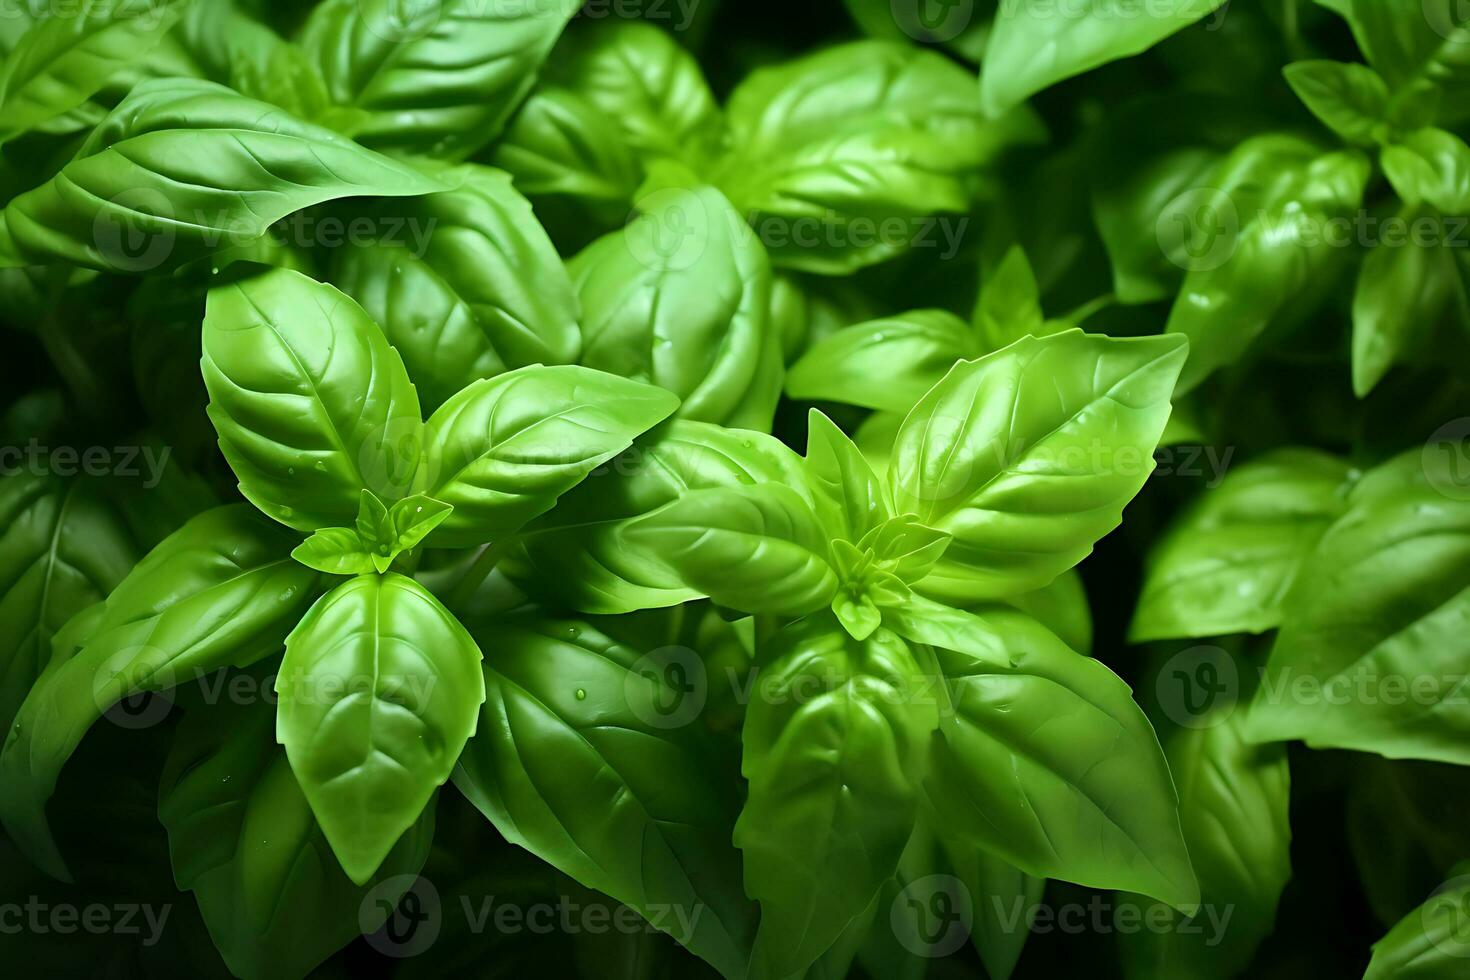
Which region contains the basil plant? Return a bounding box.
[6,0,1469,978]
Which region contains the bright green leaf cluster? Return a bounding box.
[1,3,1466,978]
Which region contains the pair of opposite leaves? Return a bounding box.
[0,263,682,888]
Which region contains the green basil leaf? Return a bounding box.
[770,272,880,366]
[831,584,885,643]
[414,364,679,547]
[786,310,979,414]
[203,266,423,530]
[1352,204,1465,397]
[354,489,389,544]
[715,41,1039,274]
[1246,451,1470,764]
[623,483,838,616]
[1381,128,1470,213]
[454,616,756,979]
[506,421,807,614]
[1088,94,1258,304]
[974,245,1047,350]
[128,277,228,461]
[891,329,1187,601]
[856,411,905,482]
[0,0,187,143]
[983,568,1093,656]
[1283,59,1390,146]
[0,504,320,880]
[541,20,721,171]
[854,823,935,980]
[981,0,1229,116]
[0,456,212,741]
[1120,712,1291,980]
[300,0,579,160]
[570,184,782,430]
[330,164,581,412]
[1343,758,1470,929]
[888,600,1199,909]
[936,835,1045,980]
[0,78,445,271]
[1166,142,1371,392]
[1320,0,1470,109]
[384,494,453,555]
[488,85,643,233]
[805,409,892,544]
[858,515,954,587]
[291,527,377,576]
[1131,448,1355,641]
[159,694,434,980]
[191,7,345,127]
[843,0,988,58]
[736,615,935,979]
[1363,869,1470,978]
[277,572,483,884]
